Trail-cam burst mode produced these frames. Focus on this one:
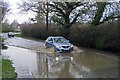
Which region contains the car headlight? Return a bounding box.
[71,57,73,60]
[56,45,61,48]
[71,45,73,47]
[56,57,59,61]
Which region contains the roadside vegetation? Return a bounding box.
[0,37,7,49]
[0,58,1,78]
[20,19,120,55]
[70,20,120,53]
[14,34,22,37]
[0,23,15,33]
[1,37,8,49]
[2,58,17,78]
[0,37,17,78]
[0,23,2,33]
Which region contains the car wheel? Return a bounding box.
[8,35,10,38]
[45,44,48,49]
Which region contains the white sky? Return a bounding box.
[5,0,36,24]
[4,0,119,24]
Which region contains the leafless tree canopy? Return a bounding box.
[0,1,10,22]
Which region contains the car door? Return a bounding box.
[46,37,53,47]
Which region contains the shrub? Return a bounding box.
[21,23,59,40]
[96,20,120,52]
[95,36,107,49]
[1,23,15,32]
[69,24,98,48]
[20,19,120,53]
[69,20,120,53]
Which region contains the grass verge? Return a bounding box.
[0,37,17,78]
[0,37,7,49]
[0,57,2,79]
[2,58,17,78]
[14,34,22,37]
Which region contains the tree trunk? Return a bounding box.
[92,2,106,25]
[63,14,71,38]
[64,24,71,38]
[46,2,49,31]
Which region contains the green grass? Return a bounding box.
[2,44,8,49]
[14,34,22,37]
[0,37,8,49]
[0,24,2,33]
[0,37,17,78]
[2,58,17,78]
[0,57,2,79]
[0,37,4,42]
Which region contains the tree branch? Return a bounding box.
[48,3,65,16]
[70,13,80,25]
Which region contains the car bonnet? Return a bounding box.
[54,42,71,46]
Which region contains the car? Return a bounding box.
[45,36,73,53]
[8,32,14,37]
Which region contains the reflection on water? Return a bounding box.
[1,46,37,78]
[1,46,118,78]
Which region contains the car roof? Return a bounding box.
[48,36,64,38]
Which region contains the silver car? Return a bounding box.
[45,36,73,52]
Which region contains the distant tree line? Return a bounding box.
[19,1,120,37]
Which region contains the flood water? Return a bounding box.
[1,45,119,78]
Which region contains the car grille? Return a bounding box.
[62,46,69,48]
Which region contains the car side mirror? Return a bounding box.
[49,40,53,43]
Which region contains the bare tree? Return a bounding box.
[92,1,120,25]
[0,1,10,22]
[91,2,106,25]
[18,0,50,30]
[103,2,120,22]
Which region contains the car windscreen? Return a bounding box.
[9,32,14,35]
[53,37,68,43]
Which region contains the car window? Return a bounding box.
[47,38,53,42]
[53,37,68,43]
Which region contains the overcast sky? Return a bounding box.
[5,0,120,24]
[5,0,36,24]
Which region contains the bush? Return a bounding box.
[69,24,98,48]
[20,20,120,53]
[95,36,107,49]
[69,20,120,53]
[1,23,15,32]
[96,20,120,52]
[21,23,59,40]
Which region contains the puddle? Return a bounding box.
[1,45,119,78]
[1,46,37,78]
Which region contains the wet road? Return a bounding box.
[1,36,119,78]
